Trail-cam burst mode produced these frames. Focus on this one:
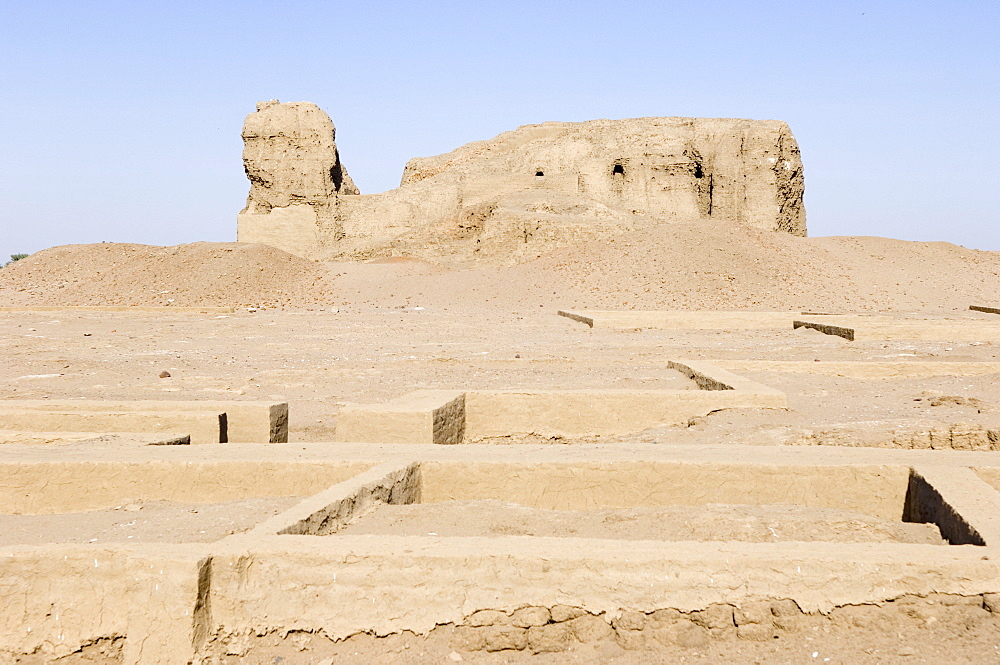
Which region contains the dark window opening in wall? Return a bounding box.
[694,164,704,179]
[535,171,544,177]
[612,164,625,176]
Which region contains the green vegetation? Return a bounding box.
[2,253,28,267]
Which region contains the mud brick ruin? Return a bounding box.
[238,101,806,264]
[3,103,1000,663]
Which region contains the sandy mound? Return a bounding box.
[524,223,1000,311]
[3,225,999,311]
[324,221,1000,311]
[0,242,331,308]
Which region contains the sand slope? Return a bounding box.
[2,224,998,311]
[328,222,1000,311]
[523,224,1000,311]
[0,242,329,308]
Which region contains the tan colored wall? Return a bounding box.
[559,310,802,330]
[335,390,465,444]
[6,400,288,443]
[0,545,206,665]
[237,462,420,539]
[0,460,371,514]
[795,316,1000,342]
[0,430,190,445]
[906,466,1000,546]
[717,360,1000,378]
[463,387,784,440]
[418,461,910,519]
[0,409,224,443]
[335,364,784,444]
[206,535,997,644]
[238,204,327,260]
[760,421,1000,451]
[8,443,1000,659]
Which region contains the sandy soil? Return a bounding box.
[338,499,945,544]
[0,242,328,308]
[0,496,301,545]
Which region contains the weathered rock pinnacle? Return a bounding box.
[238,100,357,256]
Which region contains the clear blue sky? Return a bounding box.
[1,0,998,260]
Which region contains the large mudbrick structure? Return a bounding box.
[238,101,806,264]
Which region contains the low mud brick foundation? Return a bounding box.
[0,545,208,665]
[463,387,784,439]
[794,316,1000,342]
[335,362,783,444]
[3,400,288,443]
[0,409,226,444]
[558,310,803,330]
[713,360,1000,378]
[0,458,373,513]
[335,390,466,444]
[5,443,1000,660]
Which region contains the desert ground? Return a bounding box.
[3,226,1000,663]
